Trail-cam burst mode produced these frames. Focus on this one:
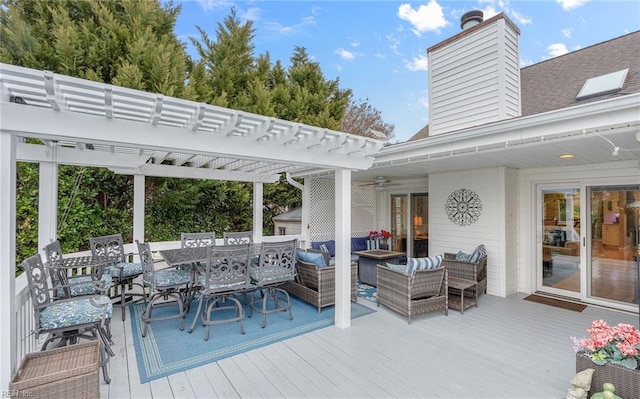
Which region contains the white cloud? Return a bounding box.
[264,15,315,35]
[350,39,360,48]
[509,9,532,25]
[547,43,569,58]
[196,0,234,12]
[406,54,429,72]
[418,94,429,110]
[397,0,449,35]
[556,0,590,11]
[242,7,261,22]
[386,33,402,56]
[480,6,499,20]
[335,48,356,61]
[562,28,572,38]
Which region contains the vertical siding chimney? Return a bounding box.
[427,13,521,136]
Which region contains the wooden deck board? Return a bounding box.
[102,293,638,398]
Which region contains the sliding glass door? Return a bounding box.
[587,185,639,306]
[540,187,581,295]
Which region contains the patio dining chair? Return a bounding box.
[181,232,216,248]
[43,240,113,299]
[223,231,253,245]
[136,241,192,337]
[90,233,144,321]
[188,244,254,340]
[22,253,113,383]
[249,239,298,328]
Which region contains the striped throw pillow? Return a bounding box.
[469,244,487,263]
[405,254,443,274]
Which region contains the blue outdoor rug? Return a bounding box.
[129,295,375,383]
[357,283,377,302]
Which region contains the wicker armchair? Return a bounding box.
[442,253,487,299]
[376,265,448,324]
[283,258,358,312]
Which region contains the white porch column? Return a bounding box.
[253,182,263,241]
[37,144,58,251]
[0,130,17,390]
[133,174,145,246]
[334,168,352,328]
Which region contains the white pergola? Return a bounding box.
[0,63,384,389]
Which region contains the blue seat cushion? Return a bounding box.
[297,251,327,268]
[153,268,192,288]
[40,295,112,330]
[455,251,473,262]
[59,274,113,297]
[386,262,408,273]
[106,262,142,279]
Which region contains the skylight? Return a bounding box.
[576,68,628,100]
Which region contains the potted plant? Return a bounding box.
[573,320,640,398]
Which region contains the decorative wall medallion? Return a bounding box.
[445,188,482,226]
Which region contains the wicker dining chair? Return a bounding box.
[249,239,298,328]
[223,231,253,246]
[189,244,254,340]
[89,233,144,321]
[22,253,113,383]
[376,264,448,324]
[135,241,192,337]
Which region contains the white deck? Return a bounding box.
[100,293,637,399]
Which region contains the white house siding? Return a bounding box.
[502,167,519,296]
[428,16,520,135]
[429,167,511,297]
[517,160,640,295]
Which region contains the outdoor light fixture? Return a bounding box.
[612,146,620,156]
[559,154,575,159]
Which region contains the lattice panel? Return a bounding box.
[308,178,378,242]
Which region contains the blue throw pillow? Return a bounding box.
[311,240,335,257]
[405,254,443,274]
[297,251,327,268]
[319,244,329,253]
[469,244,487,263]
[351,237,368,252]
[386,262,408,273]
[455,251,473,262]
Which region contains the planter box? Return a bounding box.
[575,351,639,399]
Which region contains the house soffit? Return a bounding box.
[0,63,384,183]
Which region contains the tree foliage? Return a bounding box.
[342,97,395,140]
[3,1,388,272]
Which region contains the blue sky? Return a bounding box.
[173,0,640,143]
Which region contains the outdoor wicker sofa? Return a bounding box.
[283,251,358,312]
[376,264,448,324]
[442,252,487,299]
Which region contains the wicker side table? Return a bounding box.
[447,277,478,314]
[10,341,100,399]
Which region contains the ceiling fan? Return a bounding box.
[359,176,399,191]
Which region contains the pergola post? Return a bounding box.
[133,174,145,247]
[37,145,58,252]
[253,182,263,242]
[334,168,352,328]
[0,130,17,390]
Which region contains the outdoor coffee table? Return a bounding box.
[447,276,478,314]
[353,249,404,287]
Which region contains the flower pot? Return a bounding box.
[575,351,639,399]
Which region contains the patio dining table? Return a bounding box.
[48,255,111,297]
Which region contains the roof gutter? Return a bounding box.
[378,93,640,158]
[285,172,304,191]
